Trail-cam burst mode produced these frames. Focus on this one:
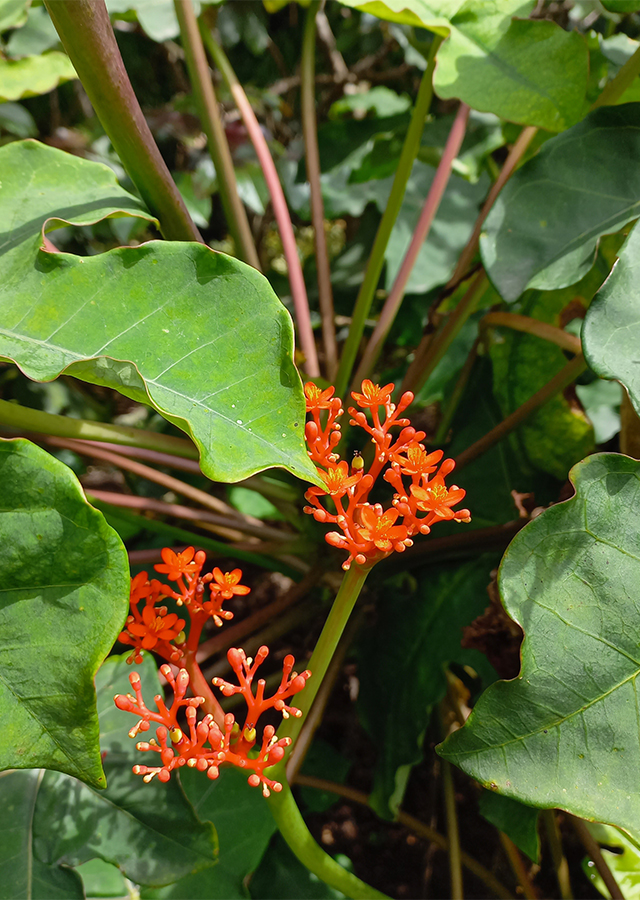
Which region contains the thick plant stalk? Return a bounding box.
[0,398,198,459]
[353,103,470,386]
[199,20,320,377]
[569,816,624,900]
[455,353,587,471]
[173,0,260,268]
[334,35,443,397]
[266,780,390,899]
[301,0,338,380]
[278,563,369,747]
[44,0,201,242]
[441,756,464,899]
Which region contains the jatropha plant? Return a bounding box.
[4,2,640,896]
[114,380,470,799]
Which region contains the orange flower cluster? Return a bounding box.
[114,649,309,795]
[115,547,312,795]
[118,547,250,663]
[304,380,471,569]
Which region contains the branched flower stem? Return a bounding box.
[266,776,390,900]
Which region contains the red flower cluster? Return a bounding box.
[118,547,250,663]
[304,380,471,569]
[113,648,310,795]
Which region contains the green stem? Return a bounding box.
[44,0,201,242]
[334,35,443,397]
[278,563,369,747]
[441,757,464,899]
[200,18,320,377]
[479,312,582,355]
[593,44,640,108]
[266,778,390,900]
[0,398,198,458]
[173,0,260,268]
[302,0,338,381]
[433,337,479,445]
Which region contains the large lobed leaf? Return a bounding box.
[481,103,640,302]
[439,454,640,842]
[0,439,129,788]
[583,222,640,419]
[0,140,317,484]
[336,0,588,131]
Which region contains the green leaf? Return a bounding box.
[357,557,498,818]
[0,770,85,900]
[0,51,77,100]
[140,768,277,899]
[0,140,318,485]
[478,791,540,863]
[434,15,588,132]
[0,438,129,787]
[105,0,202,42]
[601,1,640,11]
[0,0,30,31]
[337,1,587,131]
[582,823,640,900]
[6,6,60,57]
[488,286,595,481]
[32,654,219,886]
[0,100,37,137]
[481,104,640,302]
[439,454,640,841]
[583,222,640,419]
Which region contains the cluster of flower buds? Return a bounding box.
[113,647,310,795]
[118,547,250,664]
[303,380,471,569]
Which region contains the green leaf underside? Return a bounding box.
[0,439,129,788]
[357,558,498,818]
[439,454,640,841]
[32,654,218,887]
[0,140,317,484]
[140,767,277,899]
[0,770,84,900]
[0,52,77,101]
[489,285,595,481]
[336,1,587,131]
[583,222,640,419]
[481,103,640,302]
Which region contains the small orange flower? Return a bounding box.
[155,547,200,581]
[307,461,361,497]
[358,506,408,552]
[391,444,443,476]
[211,568,251,601]
[304,382,335,410]
[127,605,186,650]
[411,481,467,520]
[351,379,394,408]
